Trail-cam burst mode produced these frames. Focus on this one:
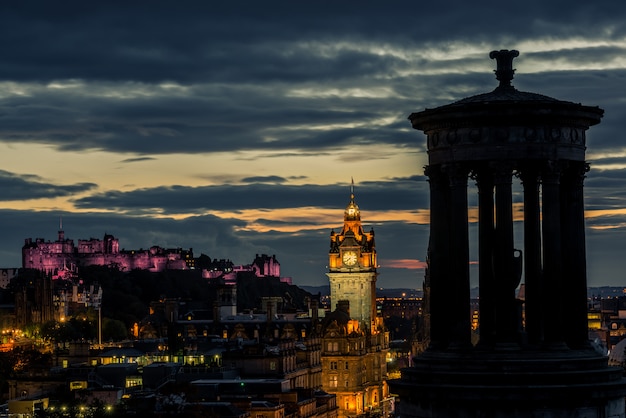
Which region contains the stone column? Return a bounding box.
[520,167,543,345]
[561,162,591,349]
[541,161,566,348]
[493,163,519,346]
[444,163,471,349]
[474,168,496,348]
[425,164,451,349]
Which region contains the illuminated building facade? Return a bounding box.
[322,186,391,417]
[22,227,193,274]
[380,297,422,321]
[326,184,377,333]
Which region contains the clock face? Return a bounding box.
[343,251,358,266]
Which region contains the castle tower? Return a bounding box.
[390,50,626,417]
[58,216,64,242]
[326,181,378,333]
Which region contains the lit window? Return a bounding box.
[330,376,338,387]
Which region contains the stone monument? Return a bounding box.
[389,50,626,417]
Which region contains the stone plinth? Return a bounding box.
[392,349,626,417]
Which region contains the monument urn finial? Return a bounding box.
[489,49,519,88]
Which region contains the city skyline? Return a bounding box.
[1,2,625,288]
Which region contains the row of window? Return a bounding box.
[326,341,365,352]
[337,282,368,289]
[329,360,350,370]
[329,375,349,388]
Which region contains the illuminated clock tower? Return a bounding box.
[326,182,378,333]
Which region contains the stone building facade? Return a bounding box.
[224,337,323,391]
[320,303,390,417]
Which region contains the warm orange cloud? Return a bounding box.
[382,258,428,269]
[586,208,626,218]
[220,207,431,233]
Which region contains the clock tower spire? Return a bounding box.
[327,181,378,333]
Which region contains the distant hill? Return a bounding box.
[300,285,329,296]
[588,286,626,298]
[377,288,423,298]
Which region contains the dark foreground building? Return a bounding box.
[389,51,626,417]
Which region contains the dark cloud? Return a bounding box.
[241,176,288,184]
[120,157,157,163]
[72,178,427,213]
[584,169,626,210]
[0,170,96,200]
[2,3,623,85]
[0,84,415,154]
[1,1,622,158]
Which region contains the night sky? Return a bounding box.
[1,1,625,288]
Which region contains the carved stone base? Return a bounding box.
[390,348,626,418]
